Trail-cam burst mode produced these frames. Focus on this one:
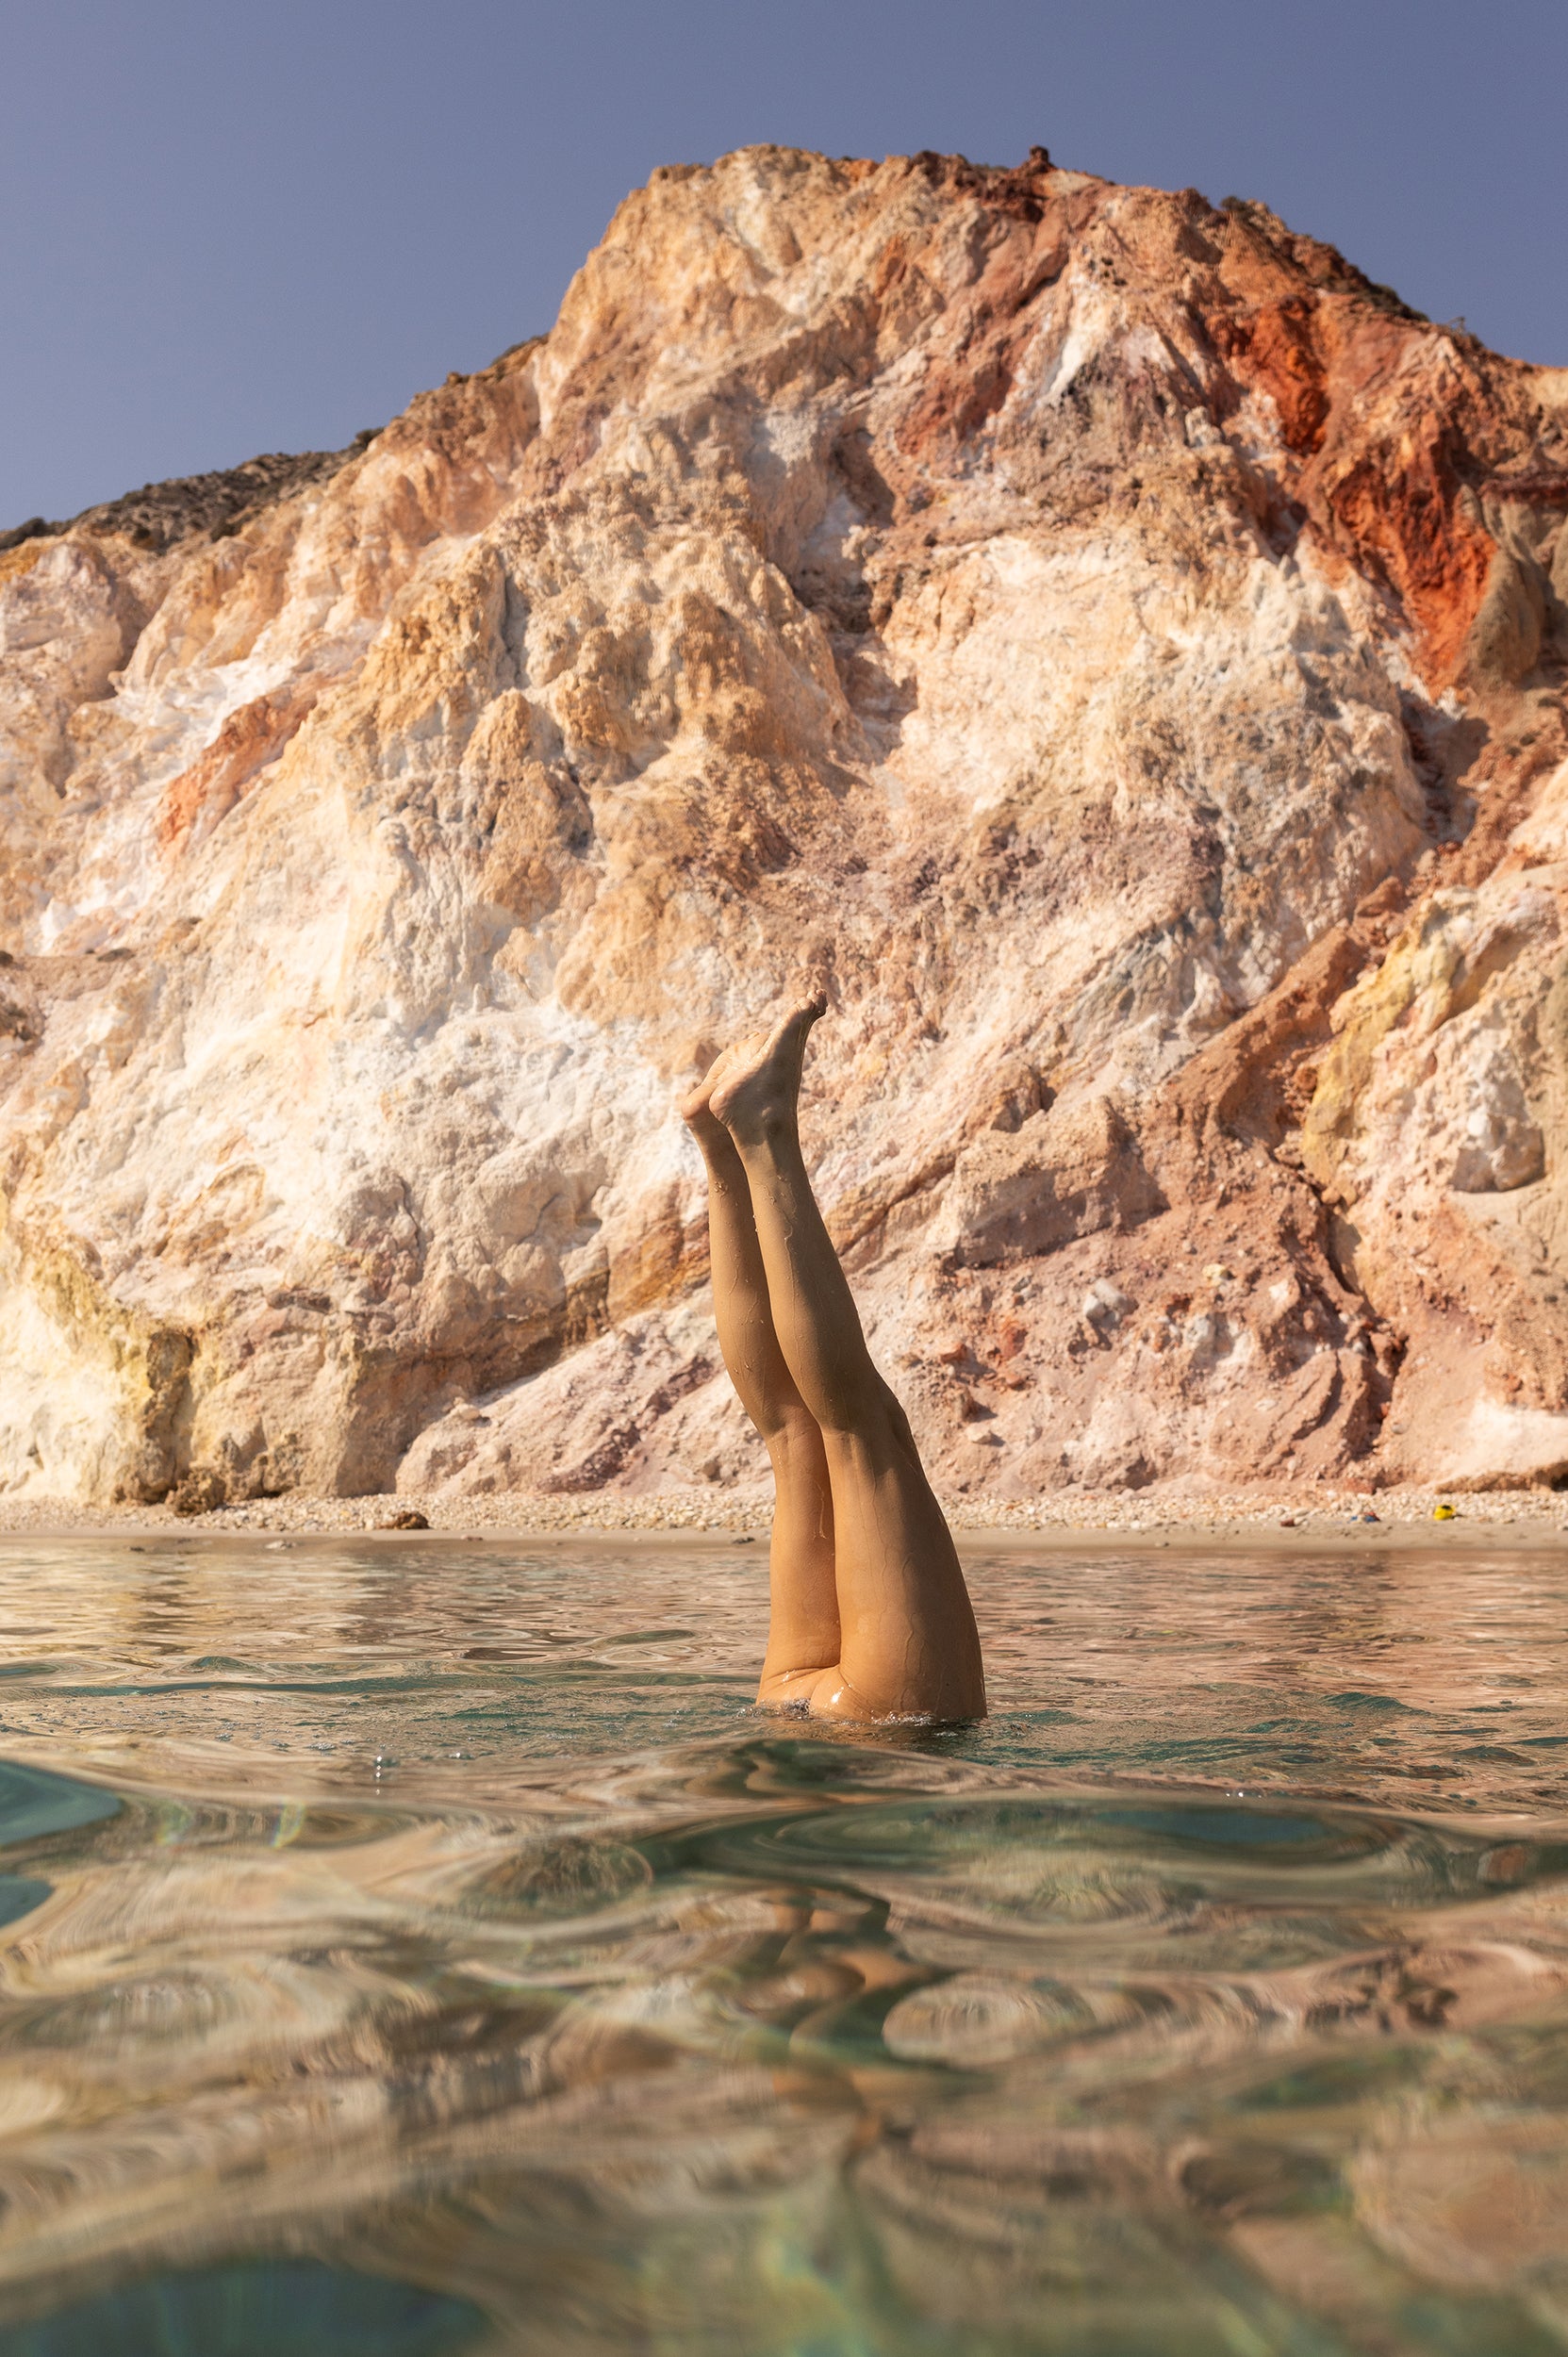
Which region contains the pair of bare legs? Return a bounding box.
[680,997,986,1722]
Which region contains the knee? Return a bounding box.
[877,1379,917,1450]
[860,1379,920,1462]
[763,1403,828,1460]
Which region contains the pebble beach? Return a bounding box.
[2,1483,1565,1545]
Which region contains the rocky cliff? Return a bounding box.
[4,144,1568,1508]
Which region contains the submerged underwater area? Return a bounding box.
[0,1537,1563,2353]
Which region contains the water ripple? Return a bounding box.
[0,1536,1565,2350]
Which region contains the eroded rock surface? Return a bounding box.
[4,145,1568,1504]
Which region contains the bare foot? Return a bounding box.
[678,1043,733,1132]
[709,994,826,1143]
[678,1037,764,1161]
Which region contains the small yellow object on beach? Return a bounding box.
[1432,1503,1457,1521]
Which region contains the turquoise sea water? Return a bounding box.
[0,1534,1564,2353]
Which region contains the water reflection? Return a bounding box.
[0,1538,1563,2350]
[3,2258,485,2356]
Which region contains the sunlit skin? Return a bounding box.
[679,995,986,1723]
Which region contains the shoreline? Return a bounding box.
[0,1483,1564,1552]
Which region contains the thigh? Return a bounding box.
[820,1425,986,1720]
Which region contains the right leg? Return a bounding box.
[680,1060,839,1706]
[711,1000,986,1722]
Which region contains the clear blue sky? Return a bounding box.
[5,0,1565,526]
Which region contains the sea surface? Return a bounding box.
[0,1533,1564,2354]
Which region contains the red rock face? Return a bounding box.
[1,145,1566,1505]
[157,682,322,854]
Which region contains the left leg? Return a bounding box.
[711,1001,986,1722]
[680,1059,839,1705]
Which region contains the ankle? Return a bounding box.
[729,1105,799,1162]
[682,1103,726,1150]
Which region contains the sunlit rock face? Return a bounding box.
[4,144,1568,1505]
